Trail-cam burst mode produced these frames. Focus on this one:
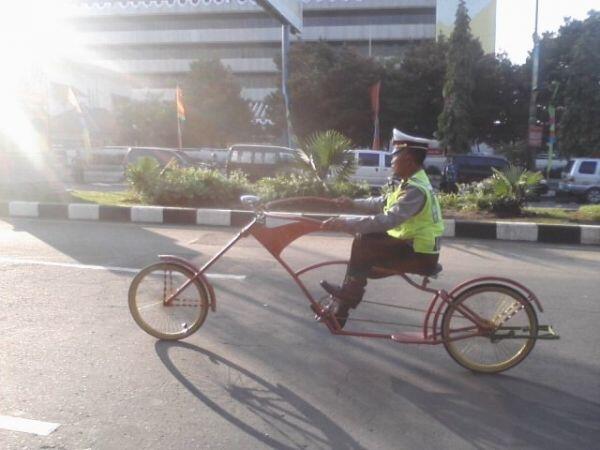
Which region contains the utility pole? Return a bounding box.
[526,0,541,170]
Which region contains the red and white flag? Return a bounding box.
[369,81,381,150]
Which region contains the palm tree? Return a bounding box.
[486,165,544,215]
[295,130,356,186]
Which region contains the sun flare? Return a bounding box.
[0,1,97,164]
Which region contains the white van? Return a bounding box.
[348,149,447,188]
[558,158,600,204]
[348,149,393,188]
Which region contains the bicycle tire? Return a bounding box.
[441,283,538,374]
[128,262,210,340]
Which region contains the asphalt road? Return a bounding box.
[1,219,599,450]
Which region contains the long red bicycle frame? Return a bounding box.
[162,212,536,344]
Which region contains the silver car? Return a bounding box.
[558,158,600,204]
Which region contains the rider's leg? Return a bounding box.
[321,233,414,327]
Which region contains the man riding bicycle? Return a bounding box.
[320,132,444,328]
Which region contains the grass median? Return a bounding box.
[68,189,600,225]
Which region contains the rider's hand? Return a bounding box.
[321,218,348,232]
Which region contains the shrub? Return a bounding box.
[329,181,370,198]
[485,166,543,216]
[254,173,328,201]
[126,157,161,198]
[440,166,543,217]
[125,159,251,207]
[254,173,369,202]
[574,205,600,222]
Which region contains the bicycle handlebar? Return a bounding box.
[264,196,341,212]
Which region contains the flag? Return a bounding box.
[67,87,91,150]
[67,87,83,114]
[176,85,185,122]
[369,81,381,150]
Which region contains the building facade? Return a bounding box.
[72,0,438,104]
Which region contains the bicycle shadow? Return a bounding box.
[390,361,600,450]
[155,341,366,450]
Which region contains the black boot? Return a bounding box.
[320,278,365,329]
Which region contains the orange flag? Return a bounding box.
[176,85,185,122]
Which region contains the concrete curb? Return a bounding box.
[1,201,599,246]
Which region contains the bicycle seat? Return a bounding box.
[369,263,443,278]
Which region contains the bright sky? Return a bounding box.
[496,0,598,63]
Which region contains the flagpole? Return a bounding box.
[176,85,183,149]
[177,116,182,149]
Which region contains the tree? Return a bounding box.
[556,11,600,156]
[266,42,382,146]
[471,53,529,146]
[296,129,355,183]
[523,11,600,157]
[437,0,481,153]
[114,95,177,147]
[379,38,448,140]
[181,60,256,147]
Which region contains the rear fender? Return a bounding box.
[447,277,543,313]
[158,255,216,312]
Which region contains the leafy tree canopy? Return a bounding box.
[266,42,382,147]
[380,38,448,141]
[181,59,256,147]
[437,0,481,153]
[114,95,177,147]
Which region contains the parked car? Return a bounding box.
[441,154,509,192]
[123,147,209,170]
[558,158,600,204]
[346,149,447,189]
[225,144,300,181]
[183,147,228,168]
[534,153,569,178]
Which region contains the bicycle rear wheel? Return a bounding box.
[128,262,209,340]
[441,284,538,374]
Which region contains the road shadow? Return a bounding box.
[155,341,366,450]
[444,239,600,271]
[5,218,202,276]
[390,360,600,450]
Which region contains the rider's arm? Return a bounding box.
[340,186,426,234]
[351,195,385,213]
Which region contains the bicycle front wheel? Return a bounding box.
[441,284,538,374]
[128,262,209,340]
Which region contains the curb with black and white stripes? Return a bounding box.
[2,201,599,246]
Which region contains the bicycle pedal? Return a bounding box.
[311,304,326,322]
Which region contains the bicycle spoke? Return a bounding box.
[442,285,537,373]
[129,263,209,340]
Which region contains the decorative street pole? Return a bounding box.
[526,0,541,170]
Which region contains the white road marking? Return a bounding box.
[0,415,60,436]
[0,257,246,280]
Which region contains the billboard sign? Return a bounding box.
[255,0,303,33]
[528,125,543,148]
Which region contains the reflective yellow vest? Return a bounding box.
[384,169,444,254]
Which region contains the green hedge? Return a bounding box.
[125,158,369,207]
[254,173,370,202]
[126,158,251,207]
